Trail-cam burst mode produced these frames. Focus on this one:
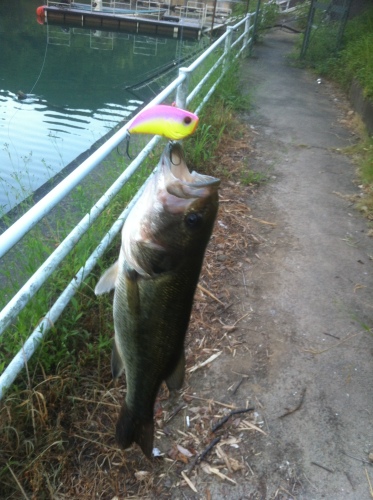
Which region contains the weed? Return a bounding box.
[297,5,373,98]
[293,5,373,219]
[240,169,268,185]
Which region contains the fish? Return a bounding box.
[95,142,220,457]
[127,104,199,140]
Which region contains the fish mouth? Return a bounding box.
[121,142,220,277]
[161,142,220,203]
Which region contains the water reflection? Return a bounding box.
[0,0,208,215]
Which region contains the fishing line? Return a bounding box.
[29,27,49,95]
[6,16,50,170]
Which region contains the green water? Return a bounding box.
[0,0,206,214]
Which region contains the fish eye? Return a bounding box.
[183,116,192,125]
[185,212,202,228]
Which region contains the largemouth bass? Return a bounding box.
[95,143,220,457]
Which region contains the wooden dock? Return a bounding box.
[40,3,205,40]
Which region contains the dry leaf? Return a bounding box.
[177,444,194,458]
[134,471,151,481]
[220,437,241,446]
[230,458,245,471]
[168,445,189,463]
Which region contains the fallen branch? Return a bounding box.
[279,388,306,418]
[231,378,244,395]
[212,407,255,432]
[186,436,221,475]
[165,403,186,423]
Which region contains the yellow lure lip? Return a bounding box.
[127,104,199,140]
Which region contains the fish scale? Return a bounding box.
[95,142,220,457]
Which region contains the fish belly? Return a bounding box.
[113,259,200,456]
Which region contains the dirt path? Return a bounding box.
[194,29,373,499]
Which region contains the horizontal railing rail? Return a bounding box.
[0,12,257,398]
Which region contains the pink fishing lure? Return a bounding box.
[127,104,199,140]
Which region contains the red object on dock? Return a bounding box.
[36,6,46,17]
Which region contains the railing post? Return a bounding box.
[175,67,191,109]
[251,0,261,54]
[242,14,251,49]
[243,13,252,53]
[223,26,234,72]
[300,0,316,59]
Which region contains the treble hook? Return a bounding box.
[116,131,133,159]
[169,141,182,166]
[125,131,133,160]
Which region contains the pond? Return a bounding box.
[0,0,207,215]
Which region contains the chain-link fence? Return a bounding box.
[300,0,353,60]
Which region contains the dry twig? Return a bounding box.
[186,437,221,475]
[365,468,373,498]
[342,450,372,465]
[302,332,359,355]
[279,388,306,418]
[212,407,255,432]
[197,283,225,306]
[311,461,334,473]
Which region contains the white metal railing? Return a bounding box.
[0,13,257,398]
[178,5,205,26]
[275,0,296,13]
[135,0,165,20]
[45,0,233,23]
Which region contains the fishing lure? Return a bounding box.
[127,104,199,141]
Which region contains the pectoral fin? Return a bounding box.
[166,350,185,390]
[124,262,141,316]
[95,261,119,295]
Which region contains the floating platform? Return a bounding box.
[38,3,205,40]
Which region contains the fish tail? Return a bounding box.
[116,402,154,458]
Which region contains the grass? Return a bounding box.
[342,132,373,224]
[0,28,257,497]
[240,169,268,186]
[293,4,373,224]
[295,4,373,96]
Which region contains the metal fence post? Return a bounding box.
[300,0,316,59]
[175,68,191,109]
[251,0,261,54]
[224,26,234,72]
[243,13,252,53]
